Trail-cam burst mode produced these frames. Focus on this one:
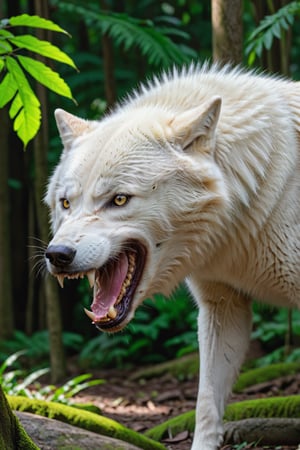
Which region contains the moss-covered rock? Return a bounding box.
[233,362,300,393]
[8,396,166,450]
[0,386,38,450]
[16,411,145,450]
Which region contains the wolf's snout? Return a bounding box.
[45,245,76,267]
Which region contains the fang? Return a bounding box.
[57,274,65,288]
[87,270,96,288]
[84,308,96,322]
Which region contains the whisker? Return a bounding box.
[30,257,47,278]
[28,235,48,245]
[28,253,46,262]
[27,236,49,278]
[27,245,47,251]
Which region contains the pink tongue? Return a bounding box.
[91,253,128,319]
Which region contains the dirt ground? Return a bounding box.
[68,359,300,450]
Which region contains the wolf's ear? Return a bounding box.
[169,96,221,150]
[54,109,95,151]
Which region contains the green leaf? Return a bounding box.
[0,39,13,54]
[17,55,74,100]
[9,14,70,35]
[279,15,290,30]
[0,72,17,107]
[247,50,257,66]
[8,35,77,69]
[285,12,295,25]
[256,38,264,57]
[0,350,26,377]
[13,91,41,147]
[264,29,274,50]
[272,21,282,39]
[6,56,41,147]
[21,367,50,388]
[0,29,14,38]
[9,91,22,119]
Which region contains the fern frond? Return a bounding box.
[245,1,300,64]
[58,2,194,67]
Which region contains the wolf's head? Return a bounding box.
[45,96,228,332]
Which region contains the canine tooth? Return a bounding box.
[57,274,65,288]
[84,308,96,322]
[87,270,96,288]
[107,306,117,319]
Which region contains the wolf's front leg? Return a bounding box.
[190,282,252,450]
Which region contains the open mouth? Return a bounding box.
[54,242,146,331]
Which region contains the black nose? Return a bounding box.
[45,245,76,267]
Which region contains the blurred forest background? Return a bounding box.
[0,0,300,382]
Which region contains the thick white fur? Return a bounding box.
[46,64,300,449]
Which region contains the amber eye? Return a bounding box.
[113,194,129,207]
[60,198,70,209]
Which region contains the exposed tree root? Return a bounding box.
[223,418,300,445]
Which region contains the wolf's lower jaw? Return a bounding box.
[54,242,147,331]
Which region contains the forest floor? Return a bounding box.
[67,354,300,450]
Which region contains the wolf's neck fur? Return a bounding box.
[121,65,299,234]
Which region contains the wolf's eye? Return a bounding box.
[112,194,129,207]
[60,198,70,210]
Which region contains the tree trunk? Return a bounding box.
[0,384,38,449]
[33,92,66,385]
[211,0,243,65]
[33,0,66,382]
[100,0,117,109]
[0,108,14,338]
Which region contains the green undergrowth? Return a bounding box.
[8,395,166,450]
[130,356,300,389]
[130,352,199,381]
[145,395,300,442]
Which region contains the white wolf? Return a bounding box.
[45,64,300,450]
